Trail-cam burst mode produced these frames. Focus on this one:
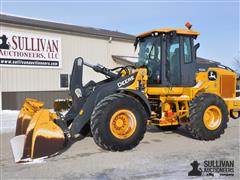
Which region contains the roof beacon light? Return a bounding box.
[185,22,192,30]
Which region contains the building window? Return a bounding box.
[60,74,69,88]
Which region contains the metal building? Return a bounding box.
[0,14,136,110]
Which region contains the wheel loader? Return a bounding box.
[10,23,240,163]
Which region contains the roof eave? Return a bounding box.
[0,14,135,42]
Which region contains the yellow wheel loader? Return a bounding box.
[11,24,240,163]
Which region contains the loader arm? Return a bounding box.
[63,57,120,122]
[62,57,135,126]
[65,58,150,136]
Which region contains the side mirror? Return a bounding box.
[193,43,200,58]
[134,38,139,51]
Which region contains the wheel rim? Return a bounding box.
[110,109,137,139]
[203,105,222,130]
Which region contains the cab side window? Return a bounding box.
[139,36,161,84]
[183,36,192,63]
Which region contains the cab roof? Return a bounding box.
[137,28,200,38]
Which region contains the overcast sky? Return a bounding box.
[1,0,239,70]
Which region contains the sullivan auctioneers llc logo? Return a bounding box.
[0,32,62,68]
[188,160,234,177]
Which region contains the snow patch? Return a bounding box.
[0,110,19,133]
[0,109,62,134]
[19,157,46,165]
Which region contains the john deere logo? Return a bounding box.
[208,71,217,81]
[117,76,135,88]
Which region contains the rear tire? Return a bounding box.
[186,93,228,140]
[90,93,148,151]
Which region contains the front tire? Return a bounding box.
[90,93,148,151]
[186,93,228,140]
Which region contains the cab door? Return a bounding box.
[180,36,196,86]
[166,35,181,85]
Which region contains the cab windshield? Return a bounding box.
[137,36,161,84]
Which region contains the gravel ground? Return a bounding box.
[0,119,239,180]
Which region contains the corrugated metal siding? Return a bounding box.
[2,91,69,110]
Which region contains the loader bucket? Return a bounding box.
[11,103,65,163]
[15,98,44,136]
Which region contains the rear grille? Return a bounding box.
[220,75,235,98]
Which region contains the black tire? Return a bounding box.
[90,93,148,151]
[186,93,229,140]
[156,125,179,131]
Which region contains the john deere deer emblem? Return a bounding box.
[208,71,217,81]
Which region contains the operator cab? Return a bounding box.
[135,23,200,87]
